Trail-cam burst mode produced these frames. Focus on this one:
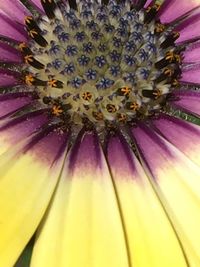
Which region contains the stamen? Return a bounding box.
[20,0,183,131]
[28,29,48,47]
[48,79,63,88]
[24,54,44,69]
[144,3,161,24]
[52,104,63,116]
[41,0,57,19]
[25,16,41,33]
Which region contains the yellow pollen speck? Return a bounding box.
[29,30,38,38]
[93,111,104,121]
[24,55,34,64]
[164,68,173,76]
[118,113,127,122]
[129,102,139,111]
[52,105,63,116]
[19,42,27,51]
[172,79,180,87]
[106,104,117,113]
[25,16,33,24]
[153,89,162,99]
[155,23,165,33]
[82,92,92,101]
[25,74,34,86]
[120,86,131,96]
[48,79,57,87]
[165,51,175,63]
[175,54,181,63]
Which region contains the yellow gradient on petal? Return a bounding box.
[109,156,187,267]
[0,150,63,267]
[31,153,130,267]
[150,144,200,267]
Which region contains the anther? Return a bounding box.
[48,79,63,88]
[155,67,175,83]
[106,104,117,113]
[82,92,93,101]
[117,113,127,122]
[25,16,41,33]
[52,104,63,116]
[117,86,131,96]
[172,78,180,87]
[41,0,57,19]
[126,102,139,111]
[155,51,182,69]
[28,29,48,47]
[93,111,104,121]
[24,54,45,69]
[25,74,47,86]
[144,4,161,24]
[155,22,166,34]
[160,32,180,49]
[142,89,162,99]
[19,43,32,55]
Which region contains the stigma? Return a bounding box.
[19,0,183,131]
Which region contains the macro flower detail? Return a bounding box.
[0,0,200,267]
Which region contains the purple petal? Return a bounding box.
[176,13,200,43]
[131,124,174,176]
[0,69,20,87]
[0,93,35,119]
[0,12,27,42]
[107,135,137,179]
[151,115,200,165]
[158,0,199,24]
[0,0,31,24]
[181,65,200,83]
[0,42,22,63]
[0,110,49,145]
[25,125,69,166]
[172,90,200,116]
[69,131,102,172]
[183,43,200,63]
[144,0,153,7]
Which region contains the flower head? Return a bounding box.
[1,0,200,266]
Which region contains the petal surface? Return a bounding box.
[0,69,20,87]
[151,115,200,166]
[0,12,27,42]
[132,125,200,267]
[0,0,30,24]
[106,135,187,267]
[0,93,35,119]
[0,128,68,267]
[0,42,22,63]
[158,0,200,23]
[0,109,49,155]
[172,90,200,116]
[31,132,130,267]
[183,44,200,63]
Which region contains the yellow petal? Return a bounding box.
[0,130,66,267]
[31,133,130,267]
[133,125,200,266]
[107,136,188,267]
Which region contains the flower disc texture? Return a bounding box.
[0,1,200,267]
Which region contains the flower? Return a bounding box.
[0,0,200,266]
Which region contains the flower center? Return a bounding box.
[20,0,182,130]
